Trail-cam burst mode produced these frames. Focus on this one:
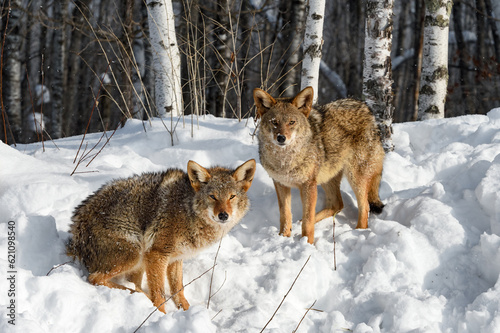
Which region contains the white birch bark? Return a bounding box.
[146,0,182,116]
[417,0,453,120]
[301,0,325,104]
[363,0,395,152]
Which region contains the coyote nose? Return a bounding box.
[218,212,229,221]
[277,134,286,144]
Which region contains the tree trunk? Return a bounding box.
[493,0,500,50]
[213,0,233,118]
[484,0,500,62]
[452,2,474,116]
[284,0,306,97]
[362,0,394,152]
[66,0,91,136]
[119,0,135,120]
[141,0,156,120]
[50,0,67,139]
[412,0,425,121]
[146,0,182,116]
[1,0,23,143]
[26,0,42,141]
[301,0,325,104]
[417,0,452,120]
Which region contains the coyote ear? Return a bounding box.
[232,159,256,192]
[291,86,314,117]
[253,88,276,119]
[187,160,211,192]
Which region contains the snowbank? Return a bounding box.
[1,110,500,332]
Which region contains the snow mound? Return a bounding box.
[1,111,500,332]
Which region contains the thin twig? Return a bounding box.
[46,261,72,276]
[207,236,224,309]
[25,65,40,142]
[85,121,121,167]
[211,309,223,321]
[260,255,311,332]
[40,54,45,151]
[133,265,216,333]
[73,61,111,165]
[333,218,337,271]
[209,270,227,300]
[292,300,317,333]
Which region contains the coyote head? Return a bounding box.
[253,87,314,147]
[188,159,256,226]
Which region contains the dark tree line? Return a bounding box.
[1,0,500,144]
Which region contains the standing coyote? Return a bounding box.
[253,86,384,244]
[67,159,256,313]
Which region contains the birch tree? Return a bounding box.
[146,0,182,116]
[284,0,306,97]
[301,0,325,104]
[212,0,232,118]
[1,0,23,143]
[50,0,67,139]
[362,0,394,152]
[417,0,453,120]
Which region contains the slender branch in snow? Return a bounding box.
[292,300,317,333]
[260,255,311,332]
[207,236,224,309]
[134,265,216,333]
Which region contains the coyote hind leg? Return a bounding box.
[88,268,137,294]
[315,173,344,223]
[126,268,145,293]
[87,240,141,293]
[368,166,384,214]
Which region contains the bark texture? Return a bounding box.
[146,0,182,116]
[417,0,453,120]
[363,0,395,152]
[301,0,325,104]
[1,0,23,143]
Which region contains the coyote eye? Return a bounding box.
[229,194,236,200]
[271,119,278,126]
[289,120,295,125]
[209,195,216,200]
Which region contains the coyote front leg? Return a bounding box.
[145,251,169,313]
[300,180,318,244]
[274,181,292,237]
[167,260,190,310]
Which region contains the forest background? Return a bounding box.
[1,0,500,145]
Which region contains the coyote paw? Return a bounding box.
[280,228,292,237]
[177,298,190,311]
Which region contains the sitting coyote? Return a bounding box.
[67,159,256,313]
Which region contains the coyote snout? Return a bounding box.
[67,159,256,313]
[209,195,234,223]
[254,86,385,244]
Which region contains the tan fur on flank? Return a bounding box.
[254,86,384,244]
[67,159,256,313]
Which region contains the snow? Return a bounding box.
[2,109,500,332]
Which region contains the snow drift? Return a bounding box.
[1,110,500,332]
